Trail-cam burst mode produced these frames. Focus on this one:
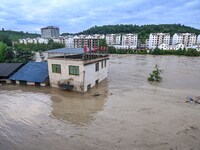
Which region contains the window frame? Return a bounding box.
[52,64,61,73]
[69,65,79,76]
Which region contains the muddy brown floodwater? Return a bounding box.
[0,55,200,150]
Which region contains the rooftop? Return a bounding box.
[0,63,23,79]
[45,48,84,54]
[9,62,48,83]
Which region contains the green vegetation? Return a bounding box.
[0,34,65,63]
[107,46,200,56]
[0,29,40,41]
[99,39,108,47]
[60,33,75,36]
[0,42,7,62]
[148,65,163,82]
[150,48,200,56]
[77,24,200,43]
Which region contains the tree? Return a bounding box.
[184,48,199,56]
[0,34,12,46]
[99,39,107,47]
[148,65,164,82]
[4,47,15,63]
[151,47,163,55]
[108,46,116,54]
[0,42,7,62]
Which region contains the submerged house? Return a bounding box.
[47,47,109,93]
[0,63,23,84]
[9,62,49,86]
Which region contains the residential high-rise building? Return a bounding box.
[121,33,138,49]
[41,26,60,38]
[172,33,196,47]
[106,34,121,45]
[148,33,170,49]
[73,35,101,48]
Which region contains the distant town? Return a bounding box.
[18,26,200,51]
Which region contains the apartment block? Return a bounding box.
[172,33,196,47]
[73,35,104,48]
[121,33,138,49]
[41,26,60,38]
[148,33,170,49]
[105,34,121,45]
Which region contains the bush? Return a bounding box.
[184,48,199,56]
[148,65,163,82]
[151,47,164,55]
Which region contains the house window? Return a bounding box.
[52,64,61,73]
[69,65,79,75]
[105,60,107,67]
[95,63,99,72]
[101,61,103,68]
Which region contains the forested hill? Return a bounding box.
[78,24,200,41]
[0,29,40,41]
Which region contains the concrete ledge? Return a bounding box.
[27,82,35,86]
[40,83,46,87]
[6,80,12,84]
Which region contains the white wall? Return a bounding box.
[48,59,85,92]
[84,59,108,92]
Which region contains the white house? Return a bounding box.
[148,33,170,49]
[158,43,185,50]
[47,48,109,93]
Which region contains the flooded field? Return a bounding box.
[0,55,200,150]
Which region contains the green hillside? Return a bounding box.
[77,24,200,43]
[0,29,40,41]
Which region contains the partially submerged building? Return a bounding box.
[47,47,109,93]
[0,63,23,84]
[9,62,49,86]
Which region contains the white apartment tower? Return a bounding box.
[148,33,170,49]
[172,33,196,47]
[121,33,138,49]
[106,34,121,45]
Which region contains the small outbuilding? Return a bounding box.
[0,63,23,84]
[9,62,49,86]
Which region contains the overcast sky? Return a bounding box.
[0,0,199,33]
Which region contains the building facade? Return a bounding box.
[106,34,121,45]
[172,33,196,47]
[47,52,109,93]
[148,33,170,49]
[197,35,200,44]
[41,26,60,38]
[121,33,138,49]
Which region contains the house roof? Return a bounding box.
[9,62,48,83]
[45,48,84,54]
[0,63,23,78]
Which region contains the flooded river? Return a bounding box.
[0,55,200,150]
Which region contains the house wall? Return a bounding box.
[48,59,85,92]
[84,59,108,93]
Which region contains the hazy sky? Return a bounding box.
[0,0,199,33]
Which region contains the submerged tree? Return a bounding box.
[148,65,164,82]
